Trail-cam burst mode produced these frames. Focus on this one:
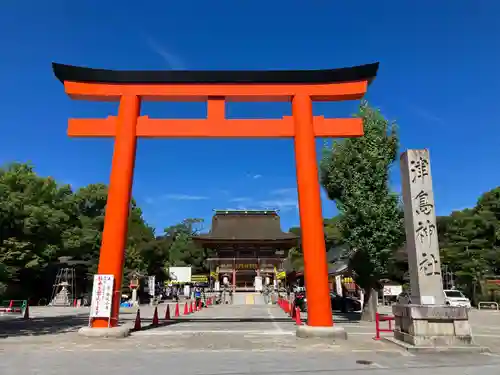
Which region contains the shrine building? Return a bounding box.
[192,210,299,291]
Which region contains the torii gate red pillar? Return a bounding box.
[293,94,332,326]
[96,95,140,327]
[53,62,379,329]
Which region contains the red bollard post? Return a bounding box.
[295,307,302,326]
[373,312,395,340]
[133,309,142,330]
[152,306,159,327]
[175,302,180,317]
[374,312,381,340]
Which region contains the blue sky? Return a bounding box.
[1,1,499,234]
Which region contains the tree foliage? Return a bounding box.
[438,188,500,303]
[320,101,405,319]
[0,162,208,302]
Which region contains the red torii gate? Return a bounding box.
[53,62,378,330]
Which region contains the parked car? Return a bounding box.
[443,289,471,308]
[331,292,362,312]
[397,289,471,308]
[292,292,361,313]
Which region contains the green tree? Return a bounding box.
[286,219,344,273]
[0,163,158,300]
[0,163,75,299]
[320,101,404,320]
[440,209,497,303]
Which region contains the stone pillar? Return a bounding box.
[389,149,482,352]
[400,149,444,305]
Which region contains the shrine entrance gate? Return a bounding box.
[53,62,379,329]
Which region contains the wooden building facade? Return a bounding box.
[192,210,298,291]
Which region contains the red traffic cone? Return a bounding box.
[295,307,302,326]
[183,302,189,315]
[164,304,171,320]
[189,301,194,314]
[175,302,180,317]
[134,309,142,330]
[198,300,203,311]
[22,303,30,320]
[152,306,159,326]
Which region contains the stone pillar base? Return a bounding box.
[78,326,130,338]
[386,304,488,353]
[296,325,347,340]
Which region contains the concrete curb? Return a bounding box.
[296,325,348,340]
[78,325,130,338]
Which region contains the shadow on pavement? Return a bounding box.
[131,316,295,332]
[0,314,88,338]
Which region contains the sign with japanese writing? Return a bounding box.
[147,276,156,297]
[400,149,444,305]
[89,274,114,318]
[383,285,402,296]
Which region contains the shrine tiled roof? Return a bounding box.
[192,210,299,243]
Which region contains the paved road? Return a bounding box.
[2,303,500,374]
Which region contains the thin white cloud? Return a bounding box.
[407,104,445,125]
[271,188,296,195]
[258,198,298,212]
[229,197,251,203]
[246,173,263,180]
[146,36,186,70]
[162,194,208,201]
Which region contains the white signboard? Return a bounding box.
[168,266,192,283]
[254,276,263,292]
[383,284,403,296]
[89,274,114,319]
[148,275,156,296]
[335,275,343,296]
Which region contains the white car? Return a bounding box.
[443,289,471,308]
[397,289,471,308]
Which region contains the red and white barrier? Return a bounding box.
[373,312,394,340]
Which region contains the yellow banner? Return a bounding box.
[191,274,208,282]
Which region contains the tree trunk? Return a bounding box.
[360,287,378,321]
